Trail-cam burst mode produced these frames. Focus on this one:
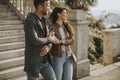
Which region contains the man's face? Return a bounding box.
[41,0,50,15]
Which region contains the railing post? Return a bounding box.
[16,0,18,9]
[12,0,14,5]
[72,21,90,79]
[23,0,26,19]
[13,0,16,7]
[20,0,22,11]
[68,10,90,79]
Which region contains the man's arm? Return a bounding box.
[24,19,51,47]
[24,19,59,47]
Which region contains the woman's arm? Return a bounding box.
[60,36,74,46]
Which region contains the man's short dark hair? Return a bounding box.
[33,0,49,8]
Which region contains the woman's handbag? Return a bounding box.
[67,46,77,63]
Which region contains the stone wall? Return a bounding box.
[103,28,120,65]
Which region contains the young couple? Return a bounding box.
[24,0,75,80]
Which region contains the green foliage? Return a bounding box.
[88,27,103,64]
[87,16,105,64]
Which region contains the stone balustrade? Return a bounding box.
[7,0,34,21]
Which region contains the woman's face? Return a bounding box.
[58,9,67,21]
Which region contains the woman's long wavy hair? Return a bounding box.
[50,7,74,35]
[50,7,67,24]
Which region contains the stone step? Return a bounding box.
[0,5,7,8]
[0,24,23,31]
[0,66,25,80]
[0,12,15,16]
[7,74,43,80]
[0,42,25,51]
[0,6,7,8]
[0,20,23,25]
[0,48,24,60]
[0,16,19,20]
[0,8,11,12]
[0,56,24,70]
[7,75,27,80]
[0,30,24,37]
[0,36,24,44]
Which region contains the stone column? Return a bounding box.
[70,21,90,80]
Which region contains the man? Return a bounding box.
[24,0,58,80]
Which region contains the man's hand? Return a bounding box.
[49,32,60,44]
[40,46,50,57]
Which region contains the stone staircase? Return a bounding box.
[0,4,26,80]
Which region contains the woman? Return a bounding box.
[50,7,75,80]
